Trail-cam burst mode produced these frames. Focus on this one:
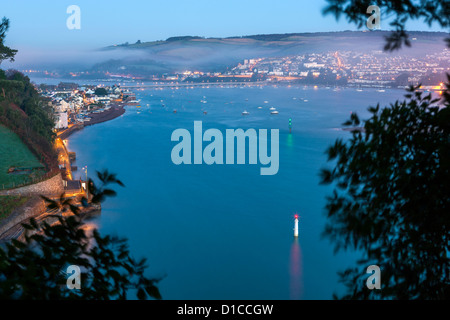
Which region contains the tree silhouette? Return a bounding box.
[321,84,450,299]
[321,0,450,299]
[323,0,450,51]
[0,17,17,65]
[0,170,162,300]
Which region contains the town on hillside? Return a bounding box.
[37,83,138,134]
[24,47,450,89]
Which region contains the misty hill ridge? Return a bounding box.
[93,31,448,75]
[107,31,448,48]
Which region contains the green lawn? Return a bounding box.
[0,195,29,222]
[0,124,45,189]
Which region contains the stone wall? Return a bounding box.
[0,196,47,238]
[0,173,64,196]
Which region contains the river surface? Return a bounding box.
[64,84,406,299]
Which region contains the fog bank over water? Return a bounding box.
[6,31,448,74]
[4,46,149,70]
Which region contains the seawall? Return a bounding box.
[0,196,47,239]
[0,173,64,196]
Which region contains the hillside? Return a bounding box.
[0,124,45,189]
[92,31,449,75]
[0,70,57,172]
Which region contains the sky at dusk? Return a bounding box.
[1,0,447,68]
[2,0,447,48]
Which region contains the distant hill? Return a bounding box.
[92,31,449,76]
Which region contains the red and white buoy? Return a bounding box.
[294,214,299,237]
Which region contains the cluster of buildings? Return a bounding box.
[343,48,450,86]
[38,83,136,130]
[23,48,449,89]
[222,48,450,87]
[229,55,341,78]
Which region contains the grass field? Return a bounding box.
[0,124,45,189]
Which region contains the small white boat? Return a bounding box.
[257,106,263,109]
[356,88,363,92]
[269,107,276,111]
[264,101,269,104]
[304,99,309,102]
[242,110,250,115]
[270,111,279,115]
[377,89,385,92]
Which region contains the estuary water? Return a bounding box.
[67,85,407,299]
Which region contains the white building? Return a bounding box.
[57,100,70,112]
[304,62,325,68]
[55,112,68,129]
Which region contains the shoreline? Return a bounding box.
[58,103,127,140]
[84,103,126,127]
[32,77,419,92]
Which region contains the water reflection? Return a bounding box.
[286,132,294,148]
[289,237,303,300]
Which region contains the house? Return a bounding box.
[55,112,68,129]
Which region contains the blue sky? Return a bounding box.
[1,0,447,68]
[1,0,446,50]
